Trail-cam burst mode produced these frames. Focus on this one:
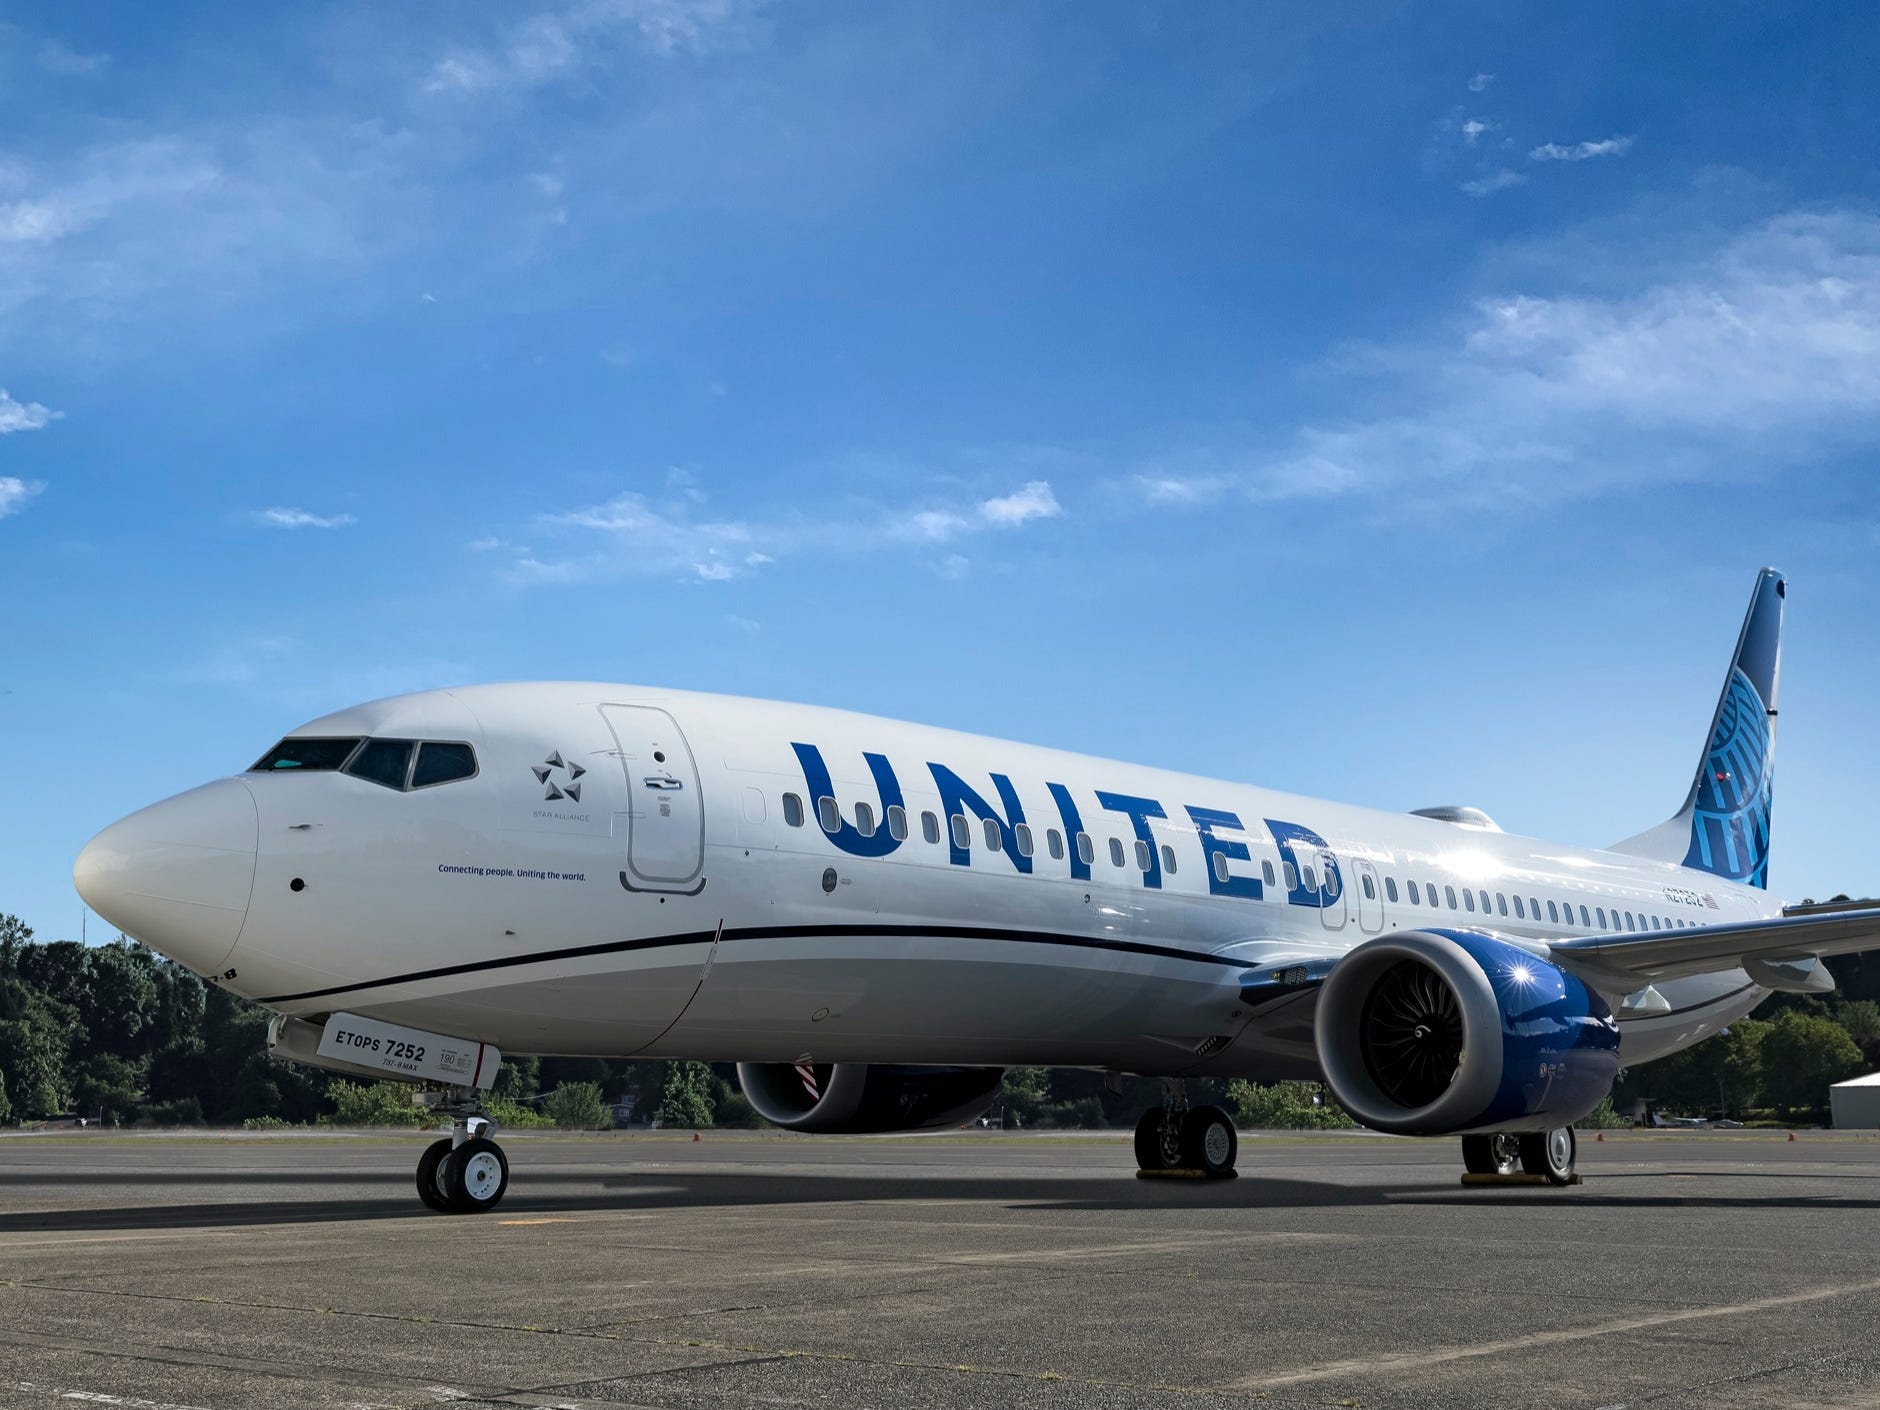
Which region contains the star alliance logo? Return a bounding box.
[532,750,586,802]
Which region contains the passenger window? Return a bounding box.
[855,802,876,838]
[1047,828,1065,860]
[1579,905,1590,926]
[951,814,971,851]
[1077,832,1096,866]
[1530,896,1541,919]
[1477,889,1489,913]
[887,805,908,841]
[252,736,363,772]
[1596,908,1607,928]
[346,738,414,790]
[412,742,477,788]
[1161,844,1177,875]
[1015,823,1034,857]
[1547,900,1558,922]
[983,817,1002,852]
[922,811,941,844]
[1134,839,1152,872]
[1262,860,1277,887]
[1625,912,1637,931]
[1283,861,1298,891]
[1513,895,1525,919]
[1109,837,1126,868]
[1362,874,1376,900]
[1303,865,1318,891]
[818,796,840,833]
[1445,886,1458,909]
[1407,879,1421,904]
[783,793,805,827]
[1385,877,1399,903]
[1496,893,1508,917]
[1212,852,1230,884]
[1463,889,1476,913]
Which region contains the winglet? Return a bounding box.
[1608,568,1783,889]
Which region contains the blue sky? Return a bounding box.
[3,2,1878,941]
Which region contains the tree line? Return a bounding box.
[0,914,1873,1129]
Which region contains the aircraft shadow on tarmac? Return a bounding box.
[2,1167,1876,1234]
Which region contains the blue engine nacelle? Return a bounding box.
[737,1062,1005,1133]
[1315,929,1621,1136]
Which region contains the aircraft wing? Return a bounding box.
[1550,899,1880,990]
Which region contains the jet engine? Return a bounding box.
[1314,929,1620,1136]
[736,1062,1004,1133]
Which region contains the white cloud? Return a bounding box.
[724,614,760,633]
[38,38,110,75]
[979,479,1063,526]
[508,475,1065,584]
[421,0,764,97]
[1531,136,1634,162]
[1461,119,1492,145]
[0,477,45,518]
[1134,211,1880,514]
[0,389,58,433]
[1461,169,1526,197]
[1468,73,1494,93]
[253,507,357,529]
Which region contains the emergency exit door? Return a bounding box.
[600,704,705,892]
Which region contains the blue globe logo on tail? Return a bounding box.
[1682,666,1774,888]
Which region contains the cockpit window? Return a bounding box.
[346,739,415,790]
[412,741,477,788]
[252,737,363,772]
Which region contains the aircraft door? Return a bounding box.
[600,705,705,893]
[1317,848,1348,931]
[1354,858,1384,934]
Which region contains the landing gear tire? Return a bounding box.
[415,1137,454,1212]
[1519,1126,1577,1185]
[1134,1106,1185,1171]
[1461,1133,1521,1176]
[440,1137,510,1213]
[1181,1105,1238,1178]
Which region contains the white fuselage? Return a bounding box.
[81,683,1780,1079]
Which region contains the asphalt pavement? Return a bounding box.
[0,1127,1876,1410]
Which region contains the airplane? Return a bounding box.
[71,567,1880,1212]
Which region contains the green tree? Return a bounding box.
[656,1060,715,1128]
[72,1052,146,1125]
[1836,1000,1880,1066]
[0,974,78,1120]
[0,914,31,972]
[1226,1080,1354,1129]
[323,1080,430,1127]
[545,1080,609,1130]
[999,1067,1051,1126]
[1762,1009,1865,1118]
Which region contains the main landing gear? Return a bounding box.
[1133,1079,1239,1179]
[1461,1127,1577,1185]
[416,1089,511,1214]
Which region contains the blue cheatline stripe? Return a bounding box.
[256,920,1253,1006]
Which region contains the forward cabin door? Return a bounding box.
[600,704,705,893]
[1317,848,1348,931]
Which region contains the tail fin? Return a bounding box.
[1609,568,1784,888]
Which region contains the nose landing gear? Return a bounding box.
[416,1092,511,1213]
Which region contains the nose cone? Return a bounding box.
[74,779,259,974]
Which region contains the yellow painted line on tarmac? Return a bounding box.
[497,1217,580,1226]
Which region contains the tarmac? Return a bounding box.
[0,1128,1877,1410]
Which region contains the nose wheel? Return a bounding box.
[415,1103,511,1213]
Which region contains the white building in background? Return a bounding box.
[1829,1072,1880,1130]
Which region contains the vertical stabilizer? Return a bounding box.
[1608,568,1784,888]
